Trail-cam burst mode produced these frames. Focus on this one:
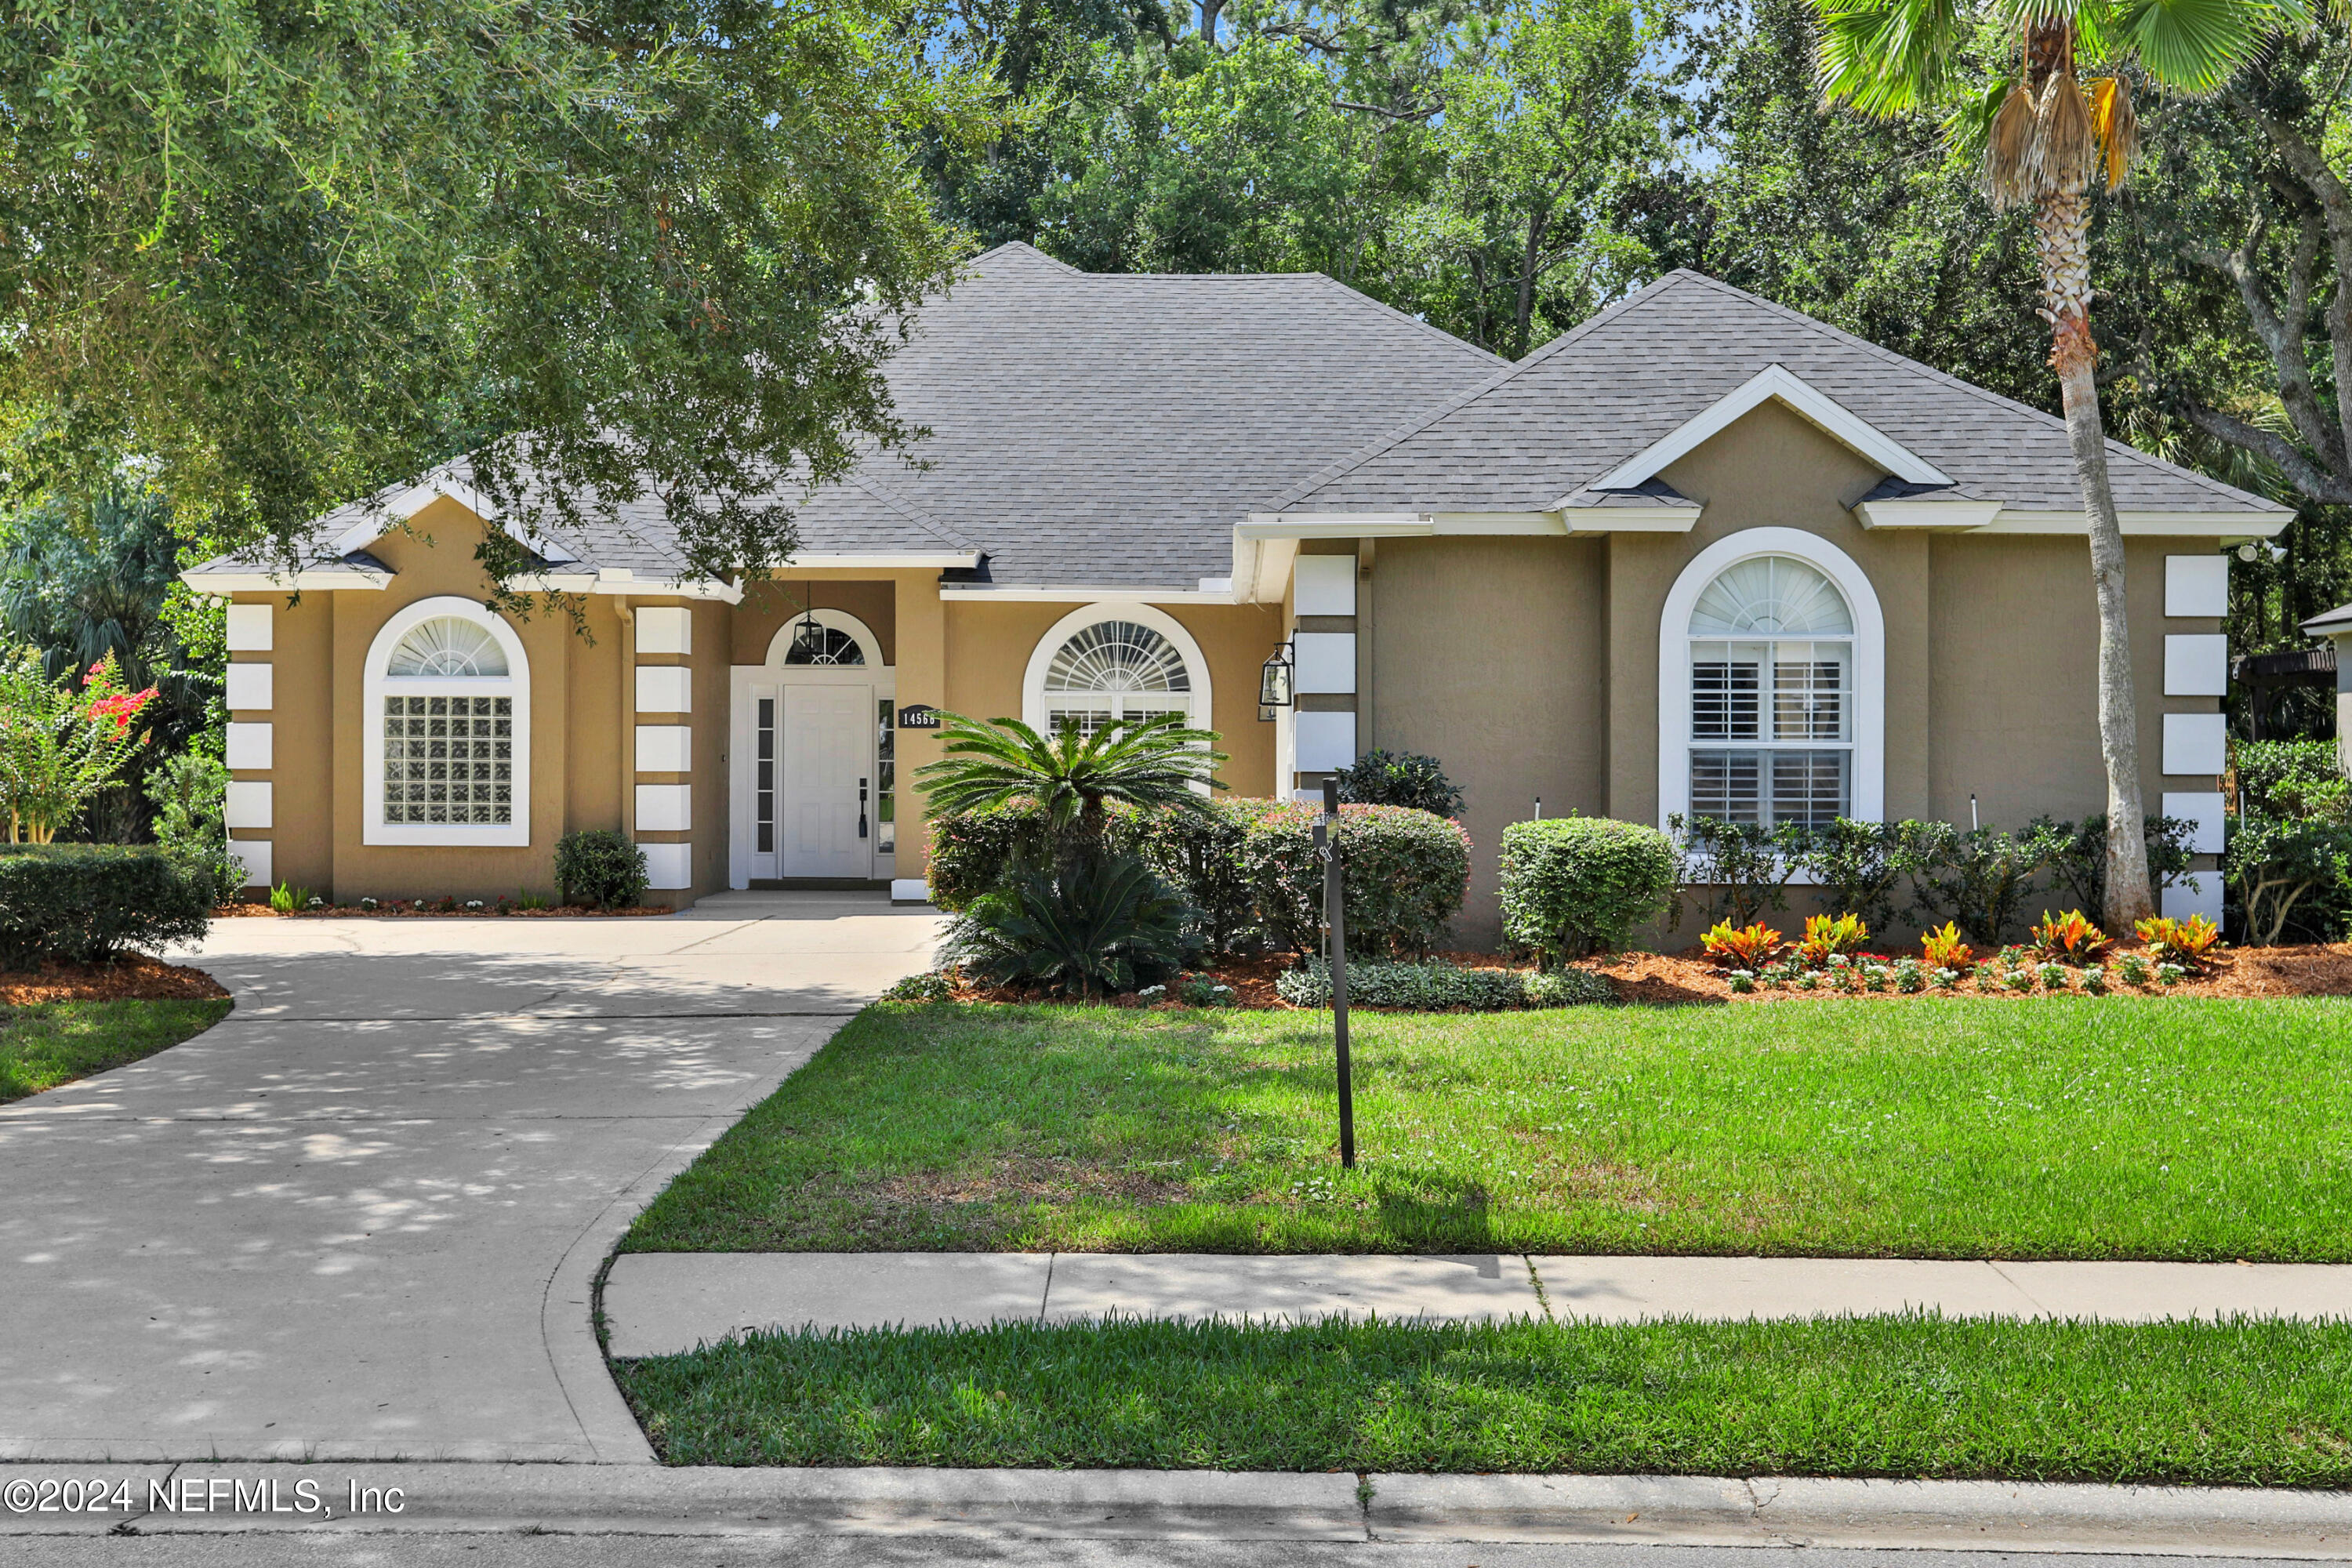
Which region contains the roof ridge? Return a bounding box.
[1263,272,1700,512]
[971,239,1081,275]
[1306,273,1508,369]
[1663,271,2283,511]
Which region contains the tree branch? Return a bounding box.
[2176,397,2352,506]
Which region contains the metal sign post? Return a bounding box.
[1316,777,1356,1168]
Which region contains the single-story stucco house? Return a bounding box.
[184,242,2288,941]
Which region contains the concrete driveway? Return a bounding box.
[0,892,941,1463]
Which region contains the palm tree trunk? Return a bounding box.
[2036,185,2153,928]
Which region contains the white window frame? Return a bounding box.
[764,607,886,670]
[1658,528,1883,830]
[1021,602,1214,736]
[364,595,532,846]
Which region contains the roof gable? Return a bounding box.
[1583,363,1951,494]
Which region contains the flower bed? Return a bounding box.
[212,900,673,918]
[0,954,230,1004]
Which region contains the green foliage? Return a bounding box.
[1499,816,1677,964]
[0,0,983,584]
[2227,813,2352,945]
[1794,818,1911,934]
[1236,803,1470,959]
[2027,814,2201,922]
[942,854,1199,997]
[0,844,212,964]
[924,798,1068,913]
[1277,956,1616,1010]
[1902,822,2049,947]
[916,713,1227,876]
[1668,814,1807,928]
[554,829,649,910]
[1130,797,1270,956]
[2236,741,2350,821]
[143,750,237,906]
[0,648,160,843]
[1331,750,1465,818]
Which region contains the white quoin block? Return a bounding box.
[223,782,273,830]
[225,662,274,711]
[2165,555,2229,619]
[2161,791,2227,855]
[642,841,692,891]
[1294,555,1358,617]
[225,604,274,652]
[1292,633,1356,695]
[1294,710,1358,775]
[2163,634,2228,697]
[636,665,692,714]
[636,606,693,655]
[2161,875,2224,925]
[225,722,274,771]
[636,784,691,832]
[635,724,691,774]
[2161,713,2227,778]
[230,838,273,888]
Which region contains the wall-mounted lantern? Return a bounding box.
[1258,641,1295,721]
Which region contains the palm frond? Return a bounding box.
[2107,0,2298,91]
[2033,69,2100,194]
[1813,0,1973,115]
[1976,76,2038,206]
[2085,74,2139,188]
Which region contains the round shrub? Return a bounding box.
[925,798,1062,913]
[1500,815,1676,964]
[1239,803,1469,959]
[0,844,212,966]
[1332,750,1464,818]
[554,829,649,909]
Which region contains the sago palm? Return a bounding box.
[1812,0,2303,927]
[914,712,1228,872]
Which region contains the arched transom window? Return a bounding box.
[1041,618,1192,738]
[368,604,526,838]
[1686,556,1854,827]
[782,623,865,666]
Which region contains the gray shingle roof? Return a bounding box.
[1276,270,2289,520]
[811,243,1508,586]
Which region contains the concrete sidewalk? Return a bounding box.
[603,1250,2352,1356]
[4,1462,2351,1556]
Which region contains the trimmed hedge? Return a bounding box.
[926,799,1066,913]
[1501,816,1677,964]
[555,829,649,909]
[1276,957,1613,1010]
[1240,803,1470,959]
[0,844,212,965]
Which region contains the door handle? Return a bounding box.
[858,777,869,839]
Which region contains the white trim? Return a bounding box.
[230,838,272,889]
[1973,509,2288,537]
[328,479,580,564]
[225,663,274,711]
[225,722,273,771]
[1020,603,1214,735]
[763,607,886,670]
[643,842,694,891]
[939,585,1240,604]
[1657,528,1886,830]
[1556,506,1705,533]
[362,596,532,847]
[2164,634,2229,698]
[2165,555,2230,618]
[1293,556,1357,617]
[1594,365,1953,492]
[225,605,274,652]
[1239,514,1436,539]
[1853,499,2006,529]
[726,663,898,888]
[182,565,392,593]
[773,553,977,569]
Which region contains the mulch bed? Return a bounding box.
[211,903,675,918]
[938,942,2352,1010]
[0,955,231,1004]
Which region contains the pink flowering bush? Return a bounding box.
[0,648,158,842]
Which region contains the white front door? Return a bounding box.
[780,683,872,878]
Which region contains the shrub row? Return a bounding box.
[0,844,213,965]
[1275,956,1614,1010]
[929,797,1470,959]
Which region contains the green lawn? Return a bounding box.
[623,997,2352,1261]
[614,1313,2352,1483]
[0,999,231,1105]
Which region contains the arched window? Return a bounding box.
[1659,529,1883,831]
[1022,606,1210,739]
[782,625,865,666]
[364,597,531,845]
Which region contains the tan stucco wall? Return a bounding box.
[1367,535,1608,941]
[236,588,336,896]
[732,579,898,666]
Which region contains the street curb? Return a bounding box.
[5,1465,2351,1554]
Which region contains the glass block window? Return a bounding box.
[1041,619,1192,737]
[383,695,514,825]
[1687,557,1853,827]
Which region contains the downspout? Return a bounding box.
[614,596,634,837]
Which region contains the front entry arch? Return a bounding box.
[729,609,896,887]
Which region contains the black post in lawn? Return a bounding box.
[1316,776,1356,1168]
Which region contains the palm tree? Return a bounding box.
[1812,0,2300,927]
[914,712,1229,873]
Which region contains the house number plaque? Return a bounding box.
[895,704,942,730]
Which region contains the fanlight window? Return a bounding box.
[381,614,515,826]
[782,624,866,666]
[1686,557,1852,828]
[387,617,510,677]
[1042,619,1191,738]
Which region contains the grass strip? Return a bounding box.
[614,1313,2352,1483]
[0,999,231,1105]
[624,997,2352,1261]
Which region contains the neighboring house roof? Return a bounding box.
[2304,601,2352,637]
[1272,270,2290,525]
